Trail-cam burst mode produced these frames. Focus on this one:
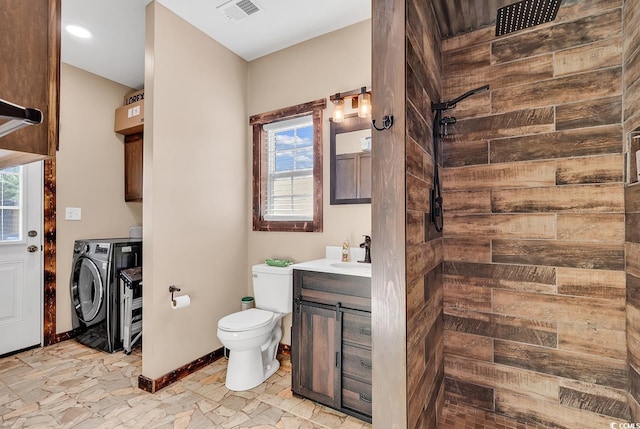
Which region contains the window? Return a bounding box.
[0,166,23,242]
[250,99,326,232]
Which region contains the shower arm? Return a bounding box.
[431,84,490,112]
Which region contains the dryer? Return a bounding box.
[70,238,142,353]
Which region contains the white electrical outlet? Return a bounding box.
[65,207,82,221]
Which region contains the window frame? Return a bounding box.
[250,98,326,232]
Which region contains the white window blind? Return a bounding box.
[0,166,23,242]
[263,115,314,221]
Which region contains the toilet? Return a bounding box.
[217,263,293,391]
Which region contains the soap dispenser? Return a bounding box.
[342,239,350,262]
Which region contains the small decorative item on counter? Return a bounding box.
[342,239,350,262]
[265,258,293,267]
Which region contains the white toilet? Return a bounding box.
[217,263,293,391]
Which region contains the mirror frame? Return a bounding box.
[330,112,371,205]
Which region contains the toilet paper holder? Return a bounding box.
[169,285,181,305]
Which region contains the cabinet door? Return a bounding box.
[0,0,60,167]
[124,133,143,201]
[292,301,341,408]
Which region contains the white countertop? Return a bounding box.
[291,258,372,278]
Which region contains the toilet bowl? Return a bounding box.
[217,264,292,391]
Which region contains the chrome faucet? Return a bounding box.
[359,235,371,264]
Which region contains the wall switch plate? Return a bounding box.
[65,207,82,221]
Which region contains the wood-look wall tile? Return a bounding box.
[407,100,430,154]
[627,242,640,278]
[554,37,622,77]
[407,137,426,179]
[491,184,624,213]
[489,125,623,163]
[442,160,556,191]
[445,377,494,411]
[627,212,640,243]
[492,289,625,330]
[626,183,640,212]
[559,379,630,420]
[491,9,622,64]
[408,276,427,323]
[442,91,491,120]
[495,389,620,428]
[624,0,640,60]
[407,239,442,284]
[442,27,494,53]
[443,282,492,312]
[631,390,640,423]
[444,330,493,362]
[492,239,625,270]
[556,153,624,185]
[494,340,627,389]
[557,213,625,242]
[629,303,640,338]
[556,96,623,130]
[406,210,425,246]
[631,365,640,412]
[444,354,559,401]
[443,190,492,214]
[443,238,491,263]
[443,44,491,74]
[628,323,640,373]
[628,273,640,309]
[557,321,626,360]
[555,0,621,25]
[444,307,557,348]
[491,67,622,114]
[407,173,430,212]
[624,80,640,122]
[450,107,555,141]
[556,267,625,300]
[443,55,553,101]
[625,47,640,92]
[444,261,556,293]
[443,213,556,239]
[442,140,488,167]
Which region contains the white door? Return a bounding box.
[0,161,43,355]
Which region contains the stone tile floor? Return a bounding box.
[0,340,539,428]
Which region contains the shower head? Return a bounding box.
[431,85,490,111]
[495,0,563,36]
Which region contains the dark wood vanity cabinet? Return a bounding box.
[292,269,372,422]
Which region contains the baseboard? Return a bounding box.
[51,328,82,344]
[138,347,225,393]
[138,343,291,393]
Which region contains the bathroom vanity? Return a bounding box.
[291,259,372,422]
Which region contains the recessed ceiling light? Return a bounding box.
[65,24,92,39]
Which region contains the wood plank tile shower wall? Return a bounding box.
[440,0,630,426]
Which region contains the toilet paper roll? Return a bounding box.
[171,295,190,310]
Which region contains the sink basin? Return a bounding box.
[330,262,371,270]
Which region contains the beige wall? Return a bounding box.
[56,63,143,333]
[247,20,372,343]
[142,2,248,379]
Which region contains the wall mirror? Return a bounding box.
[330,113,372,205]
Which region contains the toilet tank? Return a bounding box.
[252,264,293,313]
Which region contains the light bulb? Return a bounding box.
[333,98,345,123]
[358,91,371,118]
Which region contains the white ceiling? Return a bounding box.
[61,0,371,89]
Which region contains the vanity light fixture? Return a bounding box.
[332,97,345,123]
[330,86,371,123]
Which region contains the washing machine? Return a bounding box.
[70,238,142,353]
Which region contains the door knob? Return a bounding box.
[27,245,39,253]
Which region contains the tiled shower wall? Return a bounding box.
[625,0,640,420]
[440,0,628,426]
[405,0,445,426]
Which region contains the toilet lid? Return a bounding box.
[218,308,274,332]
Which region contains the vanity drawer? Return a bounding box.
[342,376,372,416]
[343,312,371,347]
[296,270,371,299]
[342,344,372,382]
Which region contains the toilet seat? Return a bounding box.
[218,308,274,332]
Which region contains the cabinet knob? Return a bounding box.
[359,393,372,403]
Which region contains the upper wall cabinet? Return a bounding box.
[0,0,60,168]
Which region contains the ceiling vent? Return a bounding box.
[217,0,263,22]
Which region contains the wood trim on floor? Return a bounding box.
[43,157,57,346]
[138,347,225,393]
